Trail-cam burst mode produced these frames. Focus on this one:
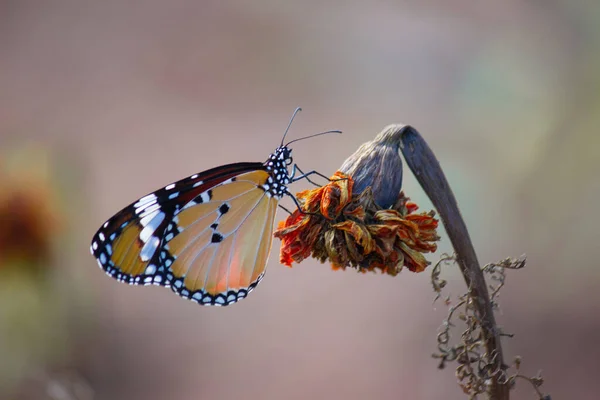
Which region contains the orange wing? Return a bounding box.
[162,170,279,306]
[91,142,296,307]
[91,162,266,287]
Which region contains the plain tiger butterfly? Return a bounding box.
[90,108,339,306]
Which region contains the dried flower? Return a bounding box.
[339,124,405,208]
[275,125,440,275]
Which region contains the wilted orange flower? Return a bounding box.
[274,171,439,275]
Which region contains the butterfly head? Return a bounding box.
[263,145,293,198]
[277,145,293,163]
[266,145,293,172]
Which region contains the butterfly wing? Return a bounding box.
[91,162,279,306]
[164,170,279,305]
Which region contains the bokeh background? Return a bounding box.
[1,1,598,399]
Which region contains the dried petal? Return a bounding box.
[332,220,376,255]
[274,172,439,276]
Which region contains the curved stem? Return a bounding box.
[398,126,509,400]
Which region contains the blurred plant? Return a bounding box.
[0,145,64,268]
[12,368,94,400]
[0,144,85,398]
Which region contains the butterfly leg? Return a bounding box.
[291,165,349,186]
[278,204,293,215]
[290,164,331,185]
[283,189,323,216]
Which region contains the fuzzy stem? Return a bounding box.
[398,126,509,400]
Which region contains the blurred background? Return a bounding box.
[1,1,598,399]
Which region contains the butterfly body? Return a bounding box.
[91,146,294,306]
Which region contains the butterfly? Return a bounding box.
[90,108,339,306]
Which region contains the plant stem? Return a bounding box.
[398,126,509,400]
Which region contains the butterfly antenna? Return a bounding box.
[285,130,342,147]
[281,107,302,146]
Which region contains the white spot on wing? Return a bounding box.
[138,202,160,216]
[140,236,160,261]
[145,264,157,275]
[165,183,176,190]
[140,209,160,227]
[139,211,165,243]
[135,193,157,207]
[200,191,210,203]
[181,201,196,210]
